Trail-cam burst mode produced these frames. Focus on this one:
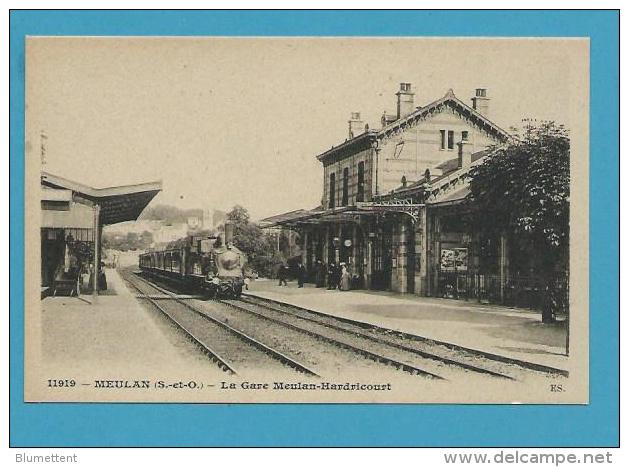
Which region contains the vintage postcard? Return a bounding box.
[24,37,589,403]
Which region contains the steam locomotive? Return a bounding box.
[138,229,247,298]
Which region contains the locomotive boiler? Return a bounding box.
[139,227,246,298]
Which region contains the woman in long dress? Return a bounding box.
[315,260,326,288]
[339,264,351,291]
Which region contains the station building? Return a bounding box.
[40,172,162,296]
[261,84,530,304]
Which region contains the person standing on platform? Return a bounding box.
[297,263,306,288]
[339,263,351,291]
[327,262,337,290]
[315,260,326,288]
[277,263,288,286]
[98,261,108,291]
[334,262,343,290]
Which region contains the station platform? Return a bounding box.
[246,279,570,371]
[39,268,217,378]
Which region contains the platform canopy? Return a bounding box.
[258,208,323,228]
[41,172,162,226]
[429,185,471,207]
[259,200,424,229]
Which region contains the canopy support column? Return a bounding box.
[92,204,100,301]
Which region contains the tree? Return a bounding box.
[468,121,570,323]
[226,205,250,225]
[225,205,279,277]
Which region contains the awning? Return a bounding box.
[41,186,72,202]
[260,200,424,229]
[258,209,317,228]
[41,172,162,226]
[429,185,471,206]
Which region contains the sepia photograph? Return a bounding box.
[24,36,589,404]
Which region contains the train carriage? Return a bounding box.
[139,233,246,298]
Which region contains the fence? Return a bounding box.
[437,271,569,313]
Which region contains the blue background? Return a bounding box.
[9,10,619,447]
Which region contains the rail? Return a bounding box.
[128,271,319,377]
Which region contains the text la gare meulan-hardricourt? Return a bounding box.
[221,381,393,391]
[86,379,393,391]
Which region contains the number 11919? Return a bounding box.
[47,379,76,388]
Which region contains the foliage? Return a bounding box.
[102,230,154,252]
[226,205,250,225]
[468,121,570,322]
[250,252,285,279]
[226,205,280,278]
[469,122,569,249]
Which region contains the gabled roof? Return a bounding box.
[378,89,511,142]
[316,89,511,164]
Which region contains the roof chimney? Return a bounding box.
[396,82,415,119]
[471,88,490,117]
[457,131,473,168]
[348,112,364,139]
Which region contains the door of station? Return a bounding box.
[371,224,392,290]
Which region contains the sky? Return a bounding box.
[26,37,588,220]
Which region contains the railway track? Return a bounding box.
[240,294,568,380]
[130,272,444,379]
[219,298,445,379]
[121,270,319,378]
[159,279,497,380]
[127,271,565,382]
[227,297,514,379]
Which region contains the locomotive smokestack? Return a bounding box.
[224,221,235,245]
